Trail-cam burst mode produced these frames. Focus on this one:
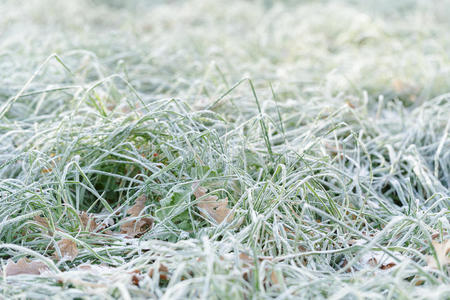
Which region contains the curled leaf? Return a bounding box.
[193,186,233,223]
[426,240,450,269]
[120,218,153,238]
[55,239,78,261]
[120,195,153,238]
[4,258,49,276]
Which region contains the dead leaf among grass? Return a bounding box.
[148,264,169,280]
[127,195,146,217]
[4,258,49,276]
[55,239,78,261]
[362,251,399,270]
[120,218,153,238]
[80,211,98,232]
[270,270,280,285]
[120,195,153,238]
[193,186,233,223]
[426,240,450,269]
[34,215,49,228]
[33,215,67,235]
[234,252,280,284]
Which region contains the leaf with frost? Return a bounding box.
[33,215,49,228]
[4,258,48,276]
[360,251,401,270]
[55,239,78,261]
[120,195,153,238]
[148,263,169,280]
[193,186,233,223]
[120,218,153,238]
[127,195,146,217]
[80,211,98,232]
[426,240,450,269]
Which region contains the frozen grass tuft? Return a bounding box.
[1,0,449,299]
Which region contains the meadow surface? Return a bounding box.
[0,0,449,299]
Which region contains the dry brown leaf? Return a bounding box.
[346,100,355,109]
[33,215,66,235]
[193,186,233,223]
[129,269,142,286]
[120,195,153,238]
[235,252,279,284]
[41,167,52,174]
[380,262,396,270]
[127,195,146,217]
[76,263,113,273]
[55,239,78,261]
[33,215,59,235]
[270,270,279,285]
[120,218,153,238]
[392,79,406,93]
[148,263,169,281]
[426,240,450,269]
[363,252,399,270]
[323,142,344,159]
[33,215,49,228]
[80,211,98,232]
[4,258,49,276]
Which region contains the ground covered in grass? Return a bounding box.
[1,0,449,299]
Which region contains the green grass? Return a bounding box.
[1,0,449,299]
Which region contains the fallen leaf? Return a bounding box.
[270,270,279,285]
[120,195,153,238]
[392,79,406,93]
[4,258,49,276]
[193,186,233,223]
[426,240,450,269]
[346,100,355,109]
[41,167,52,174]
[127,195,146,217]
[76,263,113,273]
[361,251,400,270]
[238,253,253,262]
[55,239,78,261]
[323,142,343,159]
[33,215,49,229]
[129,269,142,286]
[33,216,68,236]
[149,263,169,280]
[120,218,153,238]
[79,211,97,232]
[391,79,418,102]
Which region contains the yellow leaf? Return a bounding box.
[193,186,233,223]
[4,258,48,276]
